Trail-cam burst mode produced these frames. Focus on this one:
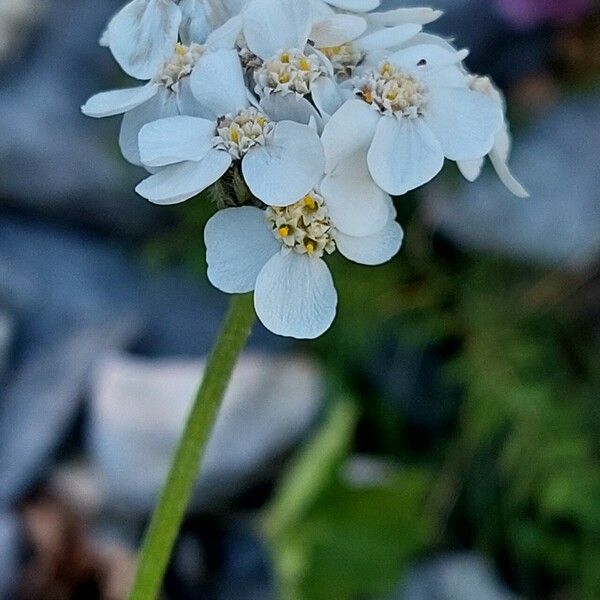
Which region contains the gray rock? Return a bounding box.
[425,93,600,268]
[0,320,139,509]
[399,553,518,600]
[169,521,273,600]
[0,217,286,359]
[0,312,13,380]
[0,0,159,235]
[0,512,21,600]
[87,352,323,513]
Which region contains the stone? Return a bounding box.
[0,312,13,380]
[0,512,21,600]
[0,321,139,509]
[398,553,517,600]
[87,352,323,513]
[0,0,160,235]
[168,521,273,599]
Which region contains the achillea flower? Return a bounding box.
[83,0,527,339]
[82,21,241,165]
[205,189,403,338]
[322,45,503,195]
[135,57,324,207]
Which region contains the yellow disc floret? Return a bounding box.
[356,61,426,118]
[254,48,326,96]
[266,192,336,258]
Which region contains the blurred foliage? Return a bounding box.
[145,190,600,599]
[263,399,432,600]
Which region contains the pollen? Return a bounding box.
[216,108,274,160]
[319,44,363,81]
[153,43,204,92]
[265,191,336,258]
[303,195,316,210]
[255,49,325,96]
[356,61,426,118]
[380,62,393,77]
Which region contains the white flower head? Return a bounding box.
[204,184,403,338]
[83,0,527,340]
[255,49,327,98]
[134,55,325,207]
[204,138,401,340]
[82,17,242,165]
[322,43,504,195]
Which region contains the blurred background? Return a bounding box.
[1,0,599,598]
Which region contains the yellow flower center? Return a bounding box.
[265,192,336,258]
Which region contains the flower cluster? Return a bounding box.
[83,0,527,339]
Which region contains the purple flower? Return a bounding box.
[494,0,595,29]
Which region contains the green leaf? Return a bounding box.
[264,400,433,600]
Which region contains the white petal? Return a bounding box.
[254,252,337,339]
[358,24,421,53]
[135,150,231,204]
[489,134,529,198]
[367,8,443,26]
[424,87,502,161]
[259,93,323,129]
[243,0,313,60]
[311,77,343,120]
[139,116,216,167]
[321,151,390,236]
[176,77,213,119]
[390,44,468,84]
[324,0,379,11]
[107,0,182,80]
[321,99,380,173]
[190,49,248,118]
[310,14,366,48]
[336,218,404,266]
[205,15,243,50]
[457,158,484,182]
[205,207,280,293]
[367,116,444,195]
[179,0,212,44]
[242,121,324,206]
[81,84,158,118]
[119,88,179,165]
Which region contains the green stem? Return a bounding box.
[128,293,256,600]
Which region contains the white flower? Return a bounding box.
[457,75,529,198]
[204,188,403,339]
[318,22,423,82]
[101,0,182,80]
[135,56,324,206]
[179,0,242,44]
[322,44,504,195]
[243,0,388,123]
[82,20,240,165]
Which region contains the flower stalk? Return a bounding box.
[128,293,256,600]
